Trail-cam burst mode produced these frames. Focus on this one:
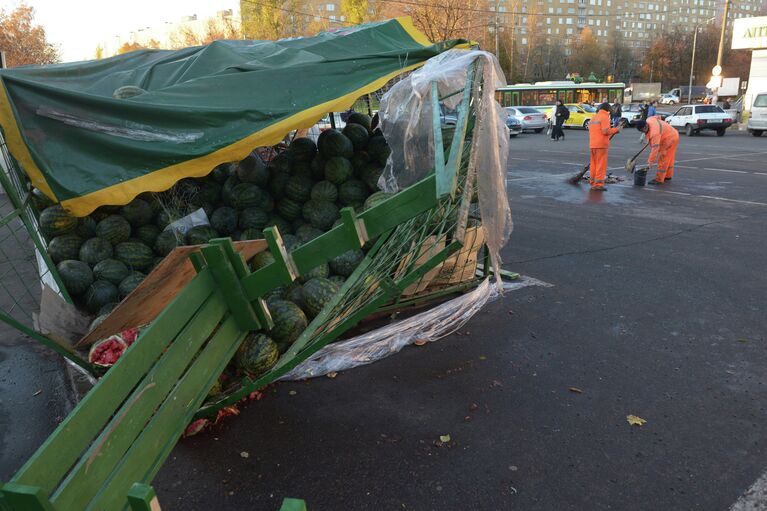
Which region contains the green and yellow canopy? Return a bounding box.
[0,18,468,216]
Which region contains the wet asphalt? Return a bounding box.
[3,126,767,510]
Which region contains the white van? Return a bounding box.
[748,92,767,137]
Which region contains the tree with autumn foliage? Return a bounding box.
[116,40,160,55]
[568,28,608,79]
[0,3,59,67]
[169,16,241,48]
[241,0,309,40]
[341,0,368,25]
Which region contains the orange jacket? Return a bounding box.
[645,116,679,164]
[588,109,619,148]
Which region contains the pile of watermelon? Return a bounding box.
[33,112,393,373]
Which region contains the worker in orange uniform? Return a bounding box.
[634,117,680,184]
[588,103,621,191]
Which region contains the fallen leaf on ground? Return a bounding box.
[626,414,647,426]
[439,434,451,443]
[736,338,749,343]
[240,451,250,458]
[288,390,297,396]
[414,339,428,346]
[568,387,583,394]
[327,371,338,379]
[479,355,487,360]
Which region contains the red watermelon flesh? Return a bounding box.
[88,335,128,367]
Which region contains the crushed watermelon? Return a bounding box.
[88,335,128,367]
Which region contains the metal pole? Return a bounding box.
[688,26,698,105]
[716,0,730,67]
[495,0,500,57]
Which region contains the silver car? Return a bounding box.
[504,106,548,133]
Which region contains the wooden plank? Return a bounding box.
[51,293,228,510]
[430,226,485,287]
[11,270,216,495]
[88,315,247,510]
[0,484,54,511]
[77,239,267,348]
[127,484,161,511]
[358,176,437,239]
[201,244,260,331]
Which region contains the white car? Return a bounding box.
[665,104,733,136]
[659,93,680,105]
[747,92,767,137]
[618,103,645,126]
[504,106,548,132]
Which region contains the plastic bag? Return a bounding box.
[164,207,209,235]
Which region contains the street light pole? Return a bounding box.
[716,0,730,67]
[688,26,698,105]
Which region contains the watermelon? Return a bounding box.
[310,155,327,181]
[221,175,241,206]
[266,215,293,236]
[286,284,305,309]
[318,129,353,158]
[79,237,113,267]
[88,335,128,367]
[57,260,94,297]
[138,192,163,213]
[211,163,235,183]
[302,200,339,230]
[85,280,119,314]
[270,153,290,173]
[239,228,264,240]
[237,153,269,186]
[285,175,314,203]
[31,188,54,211]
[48,234,83,263]
[360,163,384,191]
[186,225,219,245]
[328,275,346,286]
[39,205,77,238]
[363,191,394,211]
[295,225,324,244]
[154,210,173,230]
[268,300,308,345]
[311,181,338,203]
[265,286,288,305]
[235,333,279,377]
[154,229,183,256]
[135,224,161,247]
[291,218,307,232]
[251,251,275,271]
[302,277,340,318]
[93,259,130,285]
[289,160,313,179]
[324,157,353,185]
[347,112,372,131]
[277,198,302,221]
[210,207,238,235]
[114,241,154,271]
[191,181,222,207]
[175,178,200,198]
[113,85,145,99]
[118,272,145,298]
[351,152,370,173]
[287,137,318,163]
[330,249,365,277]
[239,207,269,230]
[232,183,270,210]
[120,199,153,227]
[76,216,98,238]
[98,302,118,316]
[338,179,369,208]
[298,262,329,284]
[367,136,391,165]
[342,123,369,151]
[282,234,299,251]
[268,168,291,199]
[96,215,131,244]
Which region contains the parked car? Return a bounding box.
[665,104,733,136]
[440,104,458,126]
[504,106,547,133]
[535,103,596,129]
[505,113,522,137]
[747,92,767,137]
[659,93,680,105]
[619,103,644,126]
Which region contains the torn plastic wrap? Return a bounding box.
[378,49,513,286]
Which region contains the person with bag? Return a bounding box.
[551,100,569,141]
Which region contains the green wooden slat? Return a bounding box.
[201,244,260,331]
[51,293,228,510]
[263,227,297,283]
[126,484,158,511]
[358,176,437,239]
[280,498,308,511]
[339,207,367,247]
[11,270,216,495]
[289,225,359,275]
[0,484,54,511]
[88,315,247,510]
[444,62,477,198]
[188,251,206,273]
[431,81,448,196]
[211,238,250,279]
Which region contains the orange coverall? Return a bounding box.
[588,109,619,189]
[645,116,680,183]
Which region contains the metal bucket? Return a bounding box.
[634,168,647,186]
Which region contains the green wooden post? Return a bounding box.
[444,61,478,199]
[280,498,308,511]
[339,207,367,248]
[127,483,161,511]
[431,81,448,197]
[0,484,54,511]
[200,243,261,331]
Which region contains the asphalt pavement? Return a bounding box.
[3,125,766,510]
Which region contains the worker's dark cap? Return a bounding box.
[599,102,611,112]
[634,120,647,131]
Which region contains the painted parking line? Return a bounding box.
[730,470,767,510]
[755,172,767,176]
[704,168,749,173]
[611,183,767,206]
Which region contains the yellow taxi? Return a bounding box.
[536,103,598,129]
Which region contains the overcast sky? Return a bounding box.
[2,0,240,62]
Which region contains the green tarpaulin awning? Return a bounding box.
[0,17,469,216]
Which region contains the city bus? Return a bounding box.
[496,81,626,107]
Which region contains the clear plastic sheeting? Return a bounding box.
[378,50,513,285]
[282,278,501,381]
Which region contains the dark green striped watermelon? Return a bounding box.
[211,163,235,183]
[346,112,372,132]
[328,275,346,286]
[237,153,269,186]
[98,302,118,316]
[267,300,308,346]
[310,155,326,181]
[282,234,299,251]
[210,207,238,235]
[268,168,290,199]
[154,229,183,256]
[191,180,222,207]
[39,205,77,238]
[186,225,219,245]
[269,153,290,174]
[285,175,313,203]
[135,224,161,247]
[295,225,324,244]
[239,228,264,240]
[76,216,98,238]
[342,123,369,151]
[329,249,365,277]
[351,152,370,173]
[302,200,339,230]
[154,210,173,230]
[85,280,119,314]
[114,241,154,271]
[31,188,55,211]
[287,137,318,163]
[221,175,241,206]
[277,198,302,221]
[232,183,270,210]
[286,284,305,310]
[339,179,369,208]
[96,215,131,244]
[302,277,340,318]
[324,157,353,185]
[250,251,275,271]
[367,136,391,166]
[266,215,293,236]
[318,129,353,158]
[235,333,279,377]
[57,260,93,297]
[93,259,130,285]
[363,191,394,211]
[298,262,329,284]
[311,181,338,203]
[120,199,153,227]
[79,237,114,267]
[239,207,269,230]
[48,234,83,263]
[118,272,145,298]
[360,163,383,191]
